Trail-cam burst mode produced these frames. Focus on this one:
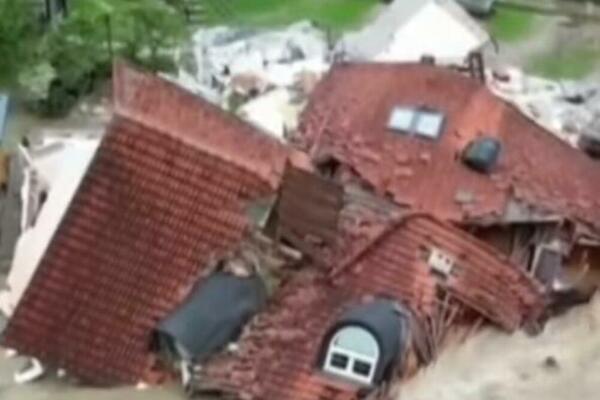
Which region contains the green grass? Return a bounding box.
[488,8,537,42]
[205,0,381,33]
[528,47,600,79]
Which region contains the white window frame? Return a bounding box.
[323,326,380,386]
[388,106,445,140]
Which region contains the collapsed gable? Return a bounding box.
[2,63,289,384]
[198,215,543,400]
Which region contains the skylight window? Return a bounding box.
[387,107,414,132]
[388,106,445,139]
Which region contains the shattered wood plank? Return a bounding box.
[277,164,343,244]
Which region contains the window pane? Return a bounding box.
[415,111,444,139]
[388,107,415,132]
[330,353,349,369]
[353,360,372,377]
[333,326,379,357]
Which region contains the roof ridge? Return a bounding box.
[330,212,432,278]
[112,60,290,189]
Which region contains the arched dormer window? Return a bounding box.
[323,326,380,385]
[319,300,410,387]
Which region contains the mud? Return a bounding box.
[397,295,600,400]
[0,348,189,400]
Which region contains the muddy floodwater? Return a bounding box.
[2,298,599,400]
[397,295,600,400]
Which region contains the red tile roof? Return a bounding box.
[2,63,290,385]
[297,63,600,230]
[201,215,543,400]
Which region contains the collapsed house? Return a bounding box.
[196,211,543,399]
[1,60,599,400]
[294,62,600,304]
[2,63,290,384]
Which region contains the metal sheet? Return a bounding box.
[0,94,9,142]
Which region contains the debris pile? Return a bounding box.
[489,67,600,153]
[171,20,330,139]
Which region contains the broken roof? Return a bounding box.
[199,214,543,400]
[2,63,290,384]
[297,63,600,231]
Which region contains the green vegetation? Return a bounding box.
[528,47,600,79]
[488,8,537,43]
[0,0,187,116]
[205,0,380,33]
[0,0,42,89]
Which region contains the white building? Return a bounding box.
[0,137,99,317]
[338,0,491,64]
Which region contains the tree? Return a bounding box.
[0,0,43,88]
[65,0,187,71]
[6,0,188,115]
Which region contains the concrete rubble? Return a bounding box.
[488,66,600,151]
[1,8,600,400]
[169,20,330,140]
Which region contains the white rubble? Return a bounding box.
[14,358,46,384]
[174,20,330,108]
[488,66,600,148]
[0,137,100,317]
[238,88,305,141]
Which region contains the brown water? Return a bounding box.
[0,354,187,400]
[397,295,600,400]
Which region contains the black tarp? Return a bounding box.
[155,272,267,362]
[320,300,410,384]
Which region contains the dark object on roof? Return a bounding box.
[277,164,343,248]
[156,272,267,362]
[320,300,409,385]
[2,63,289,385]
[578,128,600,158]
[298,63,600,228]
[462,137,501,173]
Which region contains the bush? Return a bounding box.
[3,0,188,116]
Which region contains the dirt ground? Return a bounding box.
[396,295,600,400]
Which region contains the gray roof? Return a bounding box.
[338,0,489,61]
[338,0,426,60]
